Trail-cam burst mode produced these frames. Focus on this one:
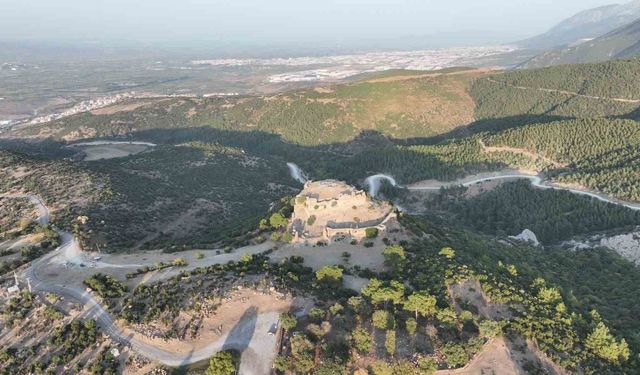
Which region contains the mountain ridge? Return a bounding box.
[517,0,640,49]
[521,18,640,68]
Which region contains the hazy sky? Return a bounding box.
[1,0,621,47]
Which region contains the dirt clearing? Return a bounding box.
[74,143,151,161]
[272,239,387,272]
[436,336,567,375]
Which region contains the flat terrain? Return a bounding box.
[272,240,386,272]
[74,143,152,161]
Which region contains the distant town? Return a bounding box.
[1,91,240,129]
[193,45,515,82]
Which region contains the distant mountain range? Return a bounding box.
[521,17,640,68]
[518,0,640,50]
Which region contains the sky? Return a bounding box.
[1,0,621,49]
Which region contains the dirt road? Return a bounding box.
[485,77,640,104]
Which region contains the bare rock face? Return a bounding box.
[291,179,394,242]
[510,229,540,246]
[600,232,640,266]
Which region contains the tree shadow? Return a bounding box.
[222,306,258,353]
[504,335,562,375]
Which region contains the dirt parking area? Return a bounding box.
[124,288,297,375]
[271,238,387,272]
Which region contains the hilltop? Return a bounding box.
[3,55,640,374]
[290,180,395,243]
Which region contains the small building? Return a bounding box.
[7,285,20,295]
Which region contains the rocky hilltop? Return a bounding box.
[290,180,395,243]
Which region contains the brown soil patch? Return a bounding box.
[436,336,567,375]
[121,289,291,354]
[365,68,493,84]
[449,279,511,320]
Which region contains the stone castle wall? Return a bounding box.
[290,179,394,244]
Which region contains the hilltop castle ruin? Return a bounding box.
[290,179,395,243]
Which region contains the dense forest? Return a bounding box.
[486,59,640,100]
[79,143,298,251]
[424,180,640,243]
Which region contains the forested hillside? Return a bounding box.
[463,59,640,201]
[472,117,640,201]
[83,143,297,251]
[425,180,640,243]
[486,59,640,100]
[402,215,640,373]
[523,20,640,68]
[11,68,482,146]
[3,59,640,251]
[469,59,640,132]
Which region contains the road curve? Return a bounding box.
[2,194,273,369]
[25,252,244,367]
[6,163,640,368]
[365,172,640,211]
[286,162,640,211]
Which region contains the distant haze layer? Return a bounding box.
[0,0,619,50]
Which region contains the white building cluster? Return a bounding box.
[24,92,238,126]
[193,45,516,83]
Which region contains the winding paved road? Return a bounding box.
[364,172,640,211]
[4,161,639,369]
[286,162,640,211]
[4,194,279,371]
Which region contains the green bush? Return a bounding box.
[365,228,379,238]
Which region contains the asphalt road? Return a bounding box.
[364,172,640,211]
[11,163,640,371]
[7,194,277,372]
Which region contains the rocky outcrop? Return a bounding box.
[510,229,540,246]
[600,232,640,266]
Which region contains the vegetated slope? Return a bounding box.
[522,18,640,68]
[78,142,297,252]
[0,150,105,217]
[456,59,640,202]
[9,68,483,146]
[517,0,640,50]
[425,180,640,243]
[470,58,640,132]
[480,118,640,201]
[0,142,297,252]
[402,215,640,372]
[0,291,121,375]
